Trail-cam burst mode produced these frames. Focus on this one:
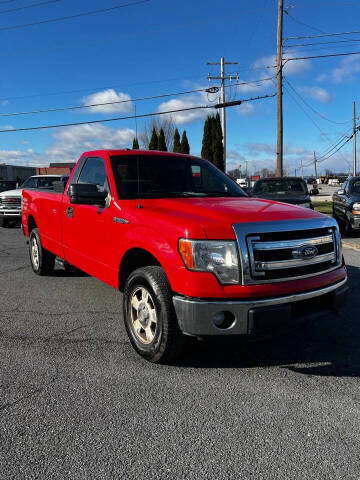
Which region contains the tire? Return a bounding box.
[123,266,184,363]
[344,216,352,236]
[29,228,55,275]
[0,217,8,228]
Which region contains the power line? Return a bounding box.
[282,81,352,166]
[0,0,61,14]
[285,30,360,40]
[0,93,275,133]
[284,80,352,125]
[284,38,360,48]
[0,78,274,117]
[0,0,149,31]
[285,51,360,61]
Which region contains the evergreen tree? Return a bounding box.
[157,128,167,151]
[148,127,158,150]
[180,130,190,154]
[212,112,224,171]
[201,116,213,162]
[132,137,139,149]
[173,128,181,153]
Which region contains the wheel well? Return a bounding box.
[28,215,37,235]
[119,248,161,292]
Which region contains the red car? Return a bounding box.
[22,150,348,363]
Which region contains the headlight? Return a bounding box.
[352,203,360,214]
[179,239,239,285]
[298,202,311,208]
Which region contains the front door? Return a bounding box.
[62,156,114,285]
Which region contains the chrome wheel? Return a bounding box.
[31,236,39,269]
[130,286,157,344]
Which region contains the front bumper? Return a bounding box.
[350,214,360,229]
[0,210,21,219]
[172,278,348,336]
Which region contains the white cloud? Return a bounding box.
[1,100,9,106]
[331,55,360,83]
[0,149,26,162]
[1,125,15,131]
[299,86,333,103]
[252,53,311,76]
[46,124,136,161]
[243,142,312,158]
[236,103,257,116]
[82,89,133,114]
[157,96,213,125]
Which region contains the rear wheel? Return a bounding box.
[29,228,55,275]
[123,266,184,363]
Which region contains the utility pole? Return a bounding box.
[313,151,318,179]
[353,101,357,176]
[276,0,284,177]
[207,58,238,172]
[294,167,297,177]
[245,160,248,179]
[301,159,304,178]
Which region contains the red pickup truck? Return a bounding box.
[22,150,348,363]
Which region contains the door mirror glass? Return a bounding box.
[68,184,107,206]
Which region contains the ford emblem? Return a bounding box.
[292,245,318,260]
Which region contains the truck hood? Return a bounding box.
[0,188,22,198]
[252,193,310,204]
[139,196,323,239]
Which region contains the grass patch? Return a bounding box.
[314,201,332,215]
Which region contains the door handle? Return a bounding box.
[66,206,73,218]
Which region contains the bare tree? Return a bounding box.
[139,116,176,151]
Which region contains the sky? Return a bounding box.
[0,0,360,176]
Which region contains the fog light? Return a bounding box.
[212,311,235,329]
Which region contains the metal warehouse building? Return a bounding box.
[0,164,36,182]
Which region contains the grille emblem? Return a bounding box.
[292,245,318,260]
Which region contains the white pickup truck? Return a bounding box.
[0,175,68,227]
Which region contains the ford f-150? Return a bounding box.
[22,150,348,363]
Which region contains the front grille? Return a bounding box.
[0,197,22,209]
[233,218,342,285]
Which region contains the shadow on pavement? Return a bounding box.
[173,264,360,377]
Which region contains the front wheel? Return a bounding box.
[29,228,55,275]
[123,266,184,363]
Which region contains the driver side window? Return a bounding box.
[77,157,109,193]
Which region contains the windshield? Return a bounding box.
[110,155,247,199]
[350,180,360,194]
[252,178,308,195]
[22,176,60,189]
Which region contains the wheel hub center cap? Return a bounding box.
[138,302,149,326]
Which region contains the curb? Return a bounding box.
[342,240,360,250]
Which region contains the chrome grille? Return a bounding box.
[0,197,22,209]
[233,218,342,285]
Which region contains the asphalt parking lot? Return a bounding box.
[1,227,360,479]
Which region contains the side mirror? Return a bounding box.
[337,189,345,195]
[68,184,107,206]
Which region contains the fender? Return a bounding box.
[117,224,188,291]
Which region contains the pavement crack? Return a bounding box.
[0,371,59,414]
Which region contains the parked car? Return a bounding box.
[332,176,360,234]
[0,180,17,193]
[22,150,347,363]
[0,175,68,227]
[251,177,313,209]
